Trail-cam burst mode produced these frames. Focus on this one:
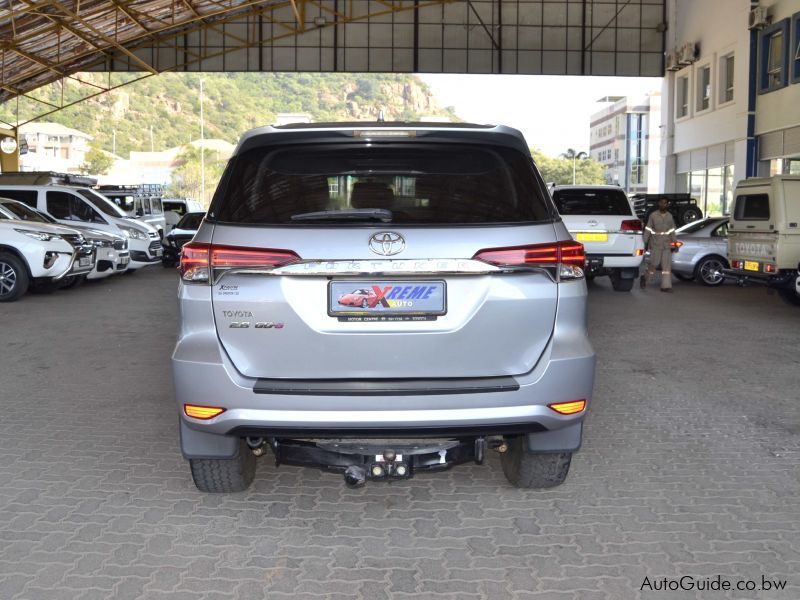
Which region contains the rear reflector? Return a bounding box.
[548,400,586,415]
[184,404,225,419]
[473,240,585,269]
[180,243,300,283]
[765,263,776,273]
[621,219,643,232]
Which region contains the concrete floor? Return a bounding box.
[1,268,798,599]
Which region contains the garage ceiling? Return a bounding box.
[0,0,665,110]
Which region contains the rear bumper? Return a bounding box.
[722,268,796,289]
[173,281,596,458]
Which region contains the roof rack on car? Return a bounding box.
[97,183,164,196]
[0,171,97,187]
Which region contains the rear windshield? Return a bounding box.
[212,144,551,225]
[552,189,632,216]
[177,212,204,230]
[734,194,770,221]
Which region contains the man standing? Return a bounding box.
[641,197,677,292]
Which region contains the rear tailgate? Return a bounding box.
[728,232,778,272]
[210,224,559,379]
[553,188,640,256]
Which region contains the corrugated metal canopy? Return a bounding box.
[0,0,666,113]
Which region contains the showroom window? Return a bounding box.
[687,165,735,217]
[759,20,789,93]
[697,65,712,111]
[677,75,689,118]
[719,54,735,103]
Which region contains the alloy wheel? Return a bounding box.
[0,261,17,296]
[699,258,724,285]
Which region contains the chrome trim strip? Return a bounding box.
[211,259,557,284]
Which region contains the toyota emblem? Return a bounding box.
[369,231,405,256]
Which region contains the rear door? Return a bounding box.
[552,188,639,255]
[207,141,561,379]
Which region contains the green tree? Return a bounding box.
[166,145,225,205]
[79,145,115,176]
[531,148,605,186]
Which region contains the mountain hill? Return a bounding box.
[1,72,458,157]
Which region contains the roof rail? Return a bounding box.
[0,171,97,187]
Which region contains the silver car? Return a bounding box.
[672,217,729,286]
[173,122,596,492]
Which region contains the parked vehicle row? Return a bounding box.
[551,175,800,308]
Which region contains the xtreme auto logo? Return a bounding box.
[344,284,438,308]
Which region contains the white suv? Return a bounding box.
[550,185,645,291]
[0,199,130,280]
[0,173,161,271]
[0,212,95,301]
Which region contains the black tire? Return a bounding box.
[0,252,30,302]
[678,205,703,225]
[777,288,800,307]
[189,440,256,493]
[500,436,572,489]
[695,256,727,287]
[610,273,634,292]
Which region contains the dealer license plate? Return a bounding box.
[79,257,91,267]
[576,232,608,242]
[329,280,446,322]
[744,261,760,272]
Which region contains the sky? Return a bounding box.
[420,74,662,157]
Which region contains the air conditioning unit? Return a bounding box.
[748,6,771,30]
[678,43,698,66]
[665,52,680,71]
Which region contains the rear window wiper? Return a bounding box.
[290,208,393,222]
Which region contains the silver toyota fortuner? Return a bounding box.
[173,122,596,492]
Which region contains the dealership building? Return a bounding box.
[660,0,800,216]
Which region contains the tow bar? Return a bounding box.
[251,437,490,488]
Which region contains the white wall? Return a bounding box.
[668,0,750,156]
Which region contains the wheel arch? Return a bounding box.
[0,245,33,277]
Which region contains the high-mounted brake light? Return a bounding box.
[184,404,226,420]
[548,400,586,415]
[472,241,586,280]
[180,243,300,283]
[621,219,643,232]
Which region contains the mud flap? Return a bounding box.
[180,419,239,459]
[526,421,582,453]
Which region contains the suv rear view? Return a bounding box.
[551,185,644,291]
[173,123,596,491]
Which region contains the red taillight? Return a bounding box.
[180,243,300,283]
[211,245,300,269]
[621,219,643,232]
[765,263,776,273]
[180,242,210,282]
[472,241,585,278]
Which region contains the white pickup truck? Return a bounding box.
[725,175,800,306]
